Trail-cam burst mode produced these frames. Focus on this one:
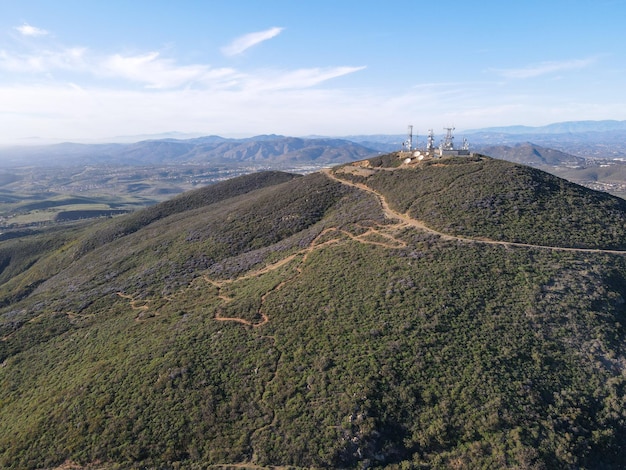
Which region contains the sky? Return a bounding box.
[1,0,626,144]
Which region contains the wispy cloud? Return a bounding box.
[100,52,241,89]
[0,47,86,73]
[0,47,239,89]
[0,44,363,91]
[493,57,597,79]
[15,23,49,37]
[221,27,284,56]
[102,52,205,88]
[1,21,363,93]
[245,66,366,91]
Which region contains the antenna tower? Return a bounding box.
[442,127,455,150]
[427,129,435,153]
[404,125,413,151]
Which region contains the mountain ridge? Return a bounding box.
[476,142,586,166]
[0,135,377,168]
[3,120,626,170]
[1,154,626,468]
[464,119,626,135]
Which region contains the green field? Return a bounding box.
[0,194,149,229]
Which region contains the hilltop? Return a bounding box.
[1,154,626,469]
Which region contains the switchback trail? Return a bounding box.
[206,225,406,327]
[114,224,407,326]
[322,168,626,256]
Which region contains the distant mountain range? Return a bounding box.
[0,135,378,168]
[460,120,626,158]
[475,143,586,167]
[463,119,626,135]
[345,120,626,157]
[2,120,626,168]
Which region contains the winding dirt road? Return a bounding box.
[322,168,626,255]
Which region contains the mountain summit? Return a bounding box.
[1,154,626,469]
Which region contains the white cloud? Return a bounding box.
[493,58,596,79]
[100,52,241,89]
[221,27,284,56]
[244,66,366,91]
[0,47,87,73]
[0,22,361,94]
[0,45,241,90]
[0,43,361,92]
[15,23,49,37]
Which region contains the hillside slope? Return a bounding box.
[1,157,626,469]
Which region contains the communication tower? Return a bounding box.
[403,125,414,151]
[442,127,455,150]
[426,129,435,154]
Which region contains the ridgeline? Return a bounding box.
[1,154,626,469]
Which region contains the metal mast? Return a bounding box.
[427,129,435,154]
[404,125,414,151]
[442,127,455,150]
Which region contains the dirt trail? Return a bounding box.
[117,166,626,325]
[115,291,159,321]
[206,225,406,328]
[322,168,626,255]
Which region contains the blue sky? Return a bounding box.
[1,0,625,143]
